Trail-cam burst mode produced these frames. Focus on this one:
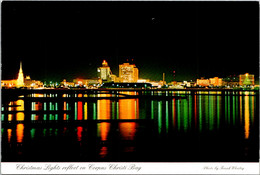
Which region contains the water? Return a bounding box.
[1,90,258,162]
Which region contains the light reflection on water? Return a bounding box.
[1,91,258,161]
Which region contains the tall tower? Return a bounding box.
[97,60,112,82]
[17,62,24,87]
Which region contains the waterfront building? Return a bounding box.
[196,77,210,87]
[209,77,223,86]
[239,73,254,86]
[119,63,139,82]
[17,62,24,87]
[1,62,44,88]
[97,60,113,82]
[24,76,43,88]
[61,79,75,87]
[137,79,150,83]
[149,81,165,88]
[1,79,17,88]
[73,78,101,87]
[101,82,151,88]
[111,74,121,83]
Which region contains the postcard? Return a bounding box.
[1,0,259,174]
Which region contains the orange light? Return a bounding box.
[102,60,108,66]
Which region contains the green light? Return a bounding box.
[31,102,34,111]
[50,102,52,111]
[97,123,101,138]
[151,101,154,120]
[50,114,54,120]
[93,103,97,120]
[228,96,230,124]
[1,114,4,121]
[199,96,202,132]
[183,100,188,132]
[30,128,36,139]
[177,100,181,131]
[208,96,214,131]
[158,101,162,134]
[166,101,169,133]
[55,128,58,136]
[55,114,58,120]
[55,103,58,111]
[44,114,47,120]
[75,102,77,120]
[112,101,115,119]
[43,128,47,137]
[217,96,220,129]
[233,96,235,126]
[188,96,192,129]
[44,102,46,111]
[225,96,227,123]
[205,95,209,130]
[116,102,119,120]
[31,114,36,121]
[1,107,4,111]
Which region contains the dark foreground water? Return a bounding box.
[1,90,259,162]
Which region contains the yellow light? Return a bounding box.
[245,73,249,77]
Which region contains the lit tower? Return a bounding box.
[17,62,24,87]
[97,60,112,82]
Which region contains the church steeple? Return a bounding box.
[17,61,24,87]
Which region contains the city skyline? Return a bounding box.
[2,1,259,83]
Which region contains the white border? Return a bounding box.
[1,162,260,174]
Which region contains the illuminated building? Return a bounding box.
[101,82,152,88]
[119,63,139,82]
[1,63,43,88]
[137,79,150,83]
[1,79,17,88]
[24,76,43,88]
[209,77,223,86]
[17,62,24,87]
[60,79,75,87]
[196,77,210,87]
[73,78,101,87]
[97,60,113,82]
[239,73,254,86]
[111,74,121,83]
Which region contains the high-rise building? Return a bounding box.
[119,63,139,82]
[17,62,24,87]
[196,77,209,87]
[239,73,254,86]
[209,77,223,86]
[97,60,112,82]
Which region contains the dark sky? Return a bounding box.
[2,1,259,83]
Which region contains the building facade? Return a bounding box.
[196,78,210,87]
[209,77,223,86]
[239,73,254,86]
[119,63,139,82]
[97,60,112,82]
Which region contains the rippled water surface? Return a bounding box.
[1,90,258,162]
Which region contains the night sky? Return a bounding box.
[2,1,259,83]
